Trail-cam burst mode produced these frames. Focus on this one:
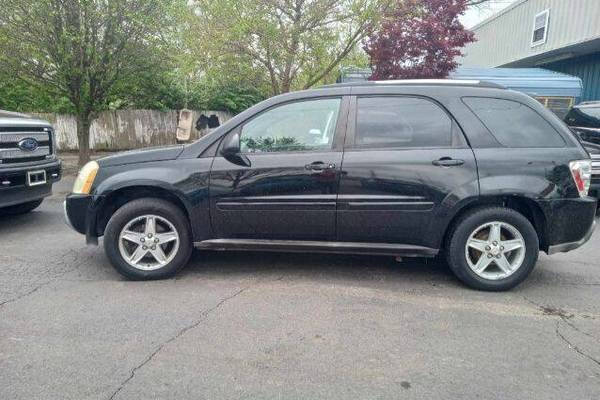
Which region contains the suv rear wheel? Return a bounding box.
[104,198,192,280]
[446,207,539,291]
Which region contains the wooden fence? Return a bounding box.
[35,109,232,151]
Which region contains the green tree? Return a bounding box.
[0,0,184,165]
[190,0,389,95]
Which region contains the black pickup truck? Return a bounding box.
[0,110,62,215]
[564,101,600,201]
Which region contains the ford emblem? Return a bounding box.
[18,138,39,152]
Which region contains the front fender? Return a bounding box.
[90,158,213,241]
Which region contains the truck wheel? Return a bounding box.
[0,199,44,216]
[104,198,192,280]
[446,207,539,291]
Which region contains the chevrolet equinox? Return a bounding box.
[65,80,597,291]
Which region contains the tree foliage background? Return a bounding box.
[364,0,475,80]
[0,0,487,162]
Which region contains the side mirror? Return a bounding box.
[220,132,251,167]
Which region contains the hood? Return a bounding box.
[583,141,600,155]
[0,109,30,119]
[98,145,185,167]
[0,110,52,128]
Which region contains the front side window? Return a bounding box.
[464,97,566,148]
[355,96,453,148]
[240,98,341,153]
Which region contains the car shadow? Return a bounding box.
[178,249,459,288]
[0,209,57,232]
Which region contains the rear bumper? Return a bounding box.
[548,220,596,255]
[541,196,597,254]
[0,159,61,208]
[64,193,101,244]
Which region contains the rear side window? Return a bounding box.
[463,97,565,147]
[355,97,453,148]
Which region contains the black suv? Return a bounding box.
[65,81,597,291]
[1,110,62,215]
[564,101,600,199]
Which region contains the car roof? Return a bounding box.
[321,79,505,90]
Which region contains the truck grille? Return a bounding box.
[592,154,600,176]
[0,127,53,164]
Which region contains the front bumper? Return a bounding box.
[0,159,62,208]
[64,193,100,244]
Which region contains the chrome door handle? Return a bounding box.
[305,162,336,171]
[432,158,464,167]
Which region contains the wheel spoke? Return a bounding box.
[129,245,147,264]
[488,223,502,243]
[501,239,523,253]
[495,255,513,274]
[121,230,141,244]
[467,238,488,252]
[145,216,156,236]
[473,253,493,273]
[156,231,178,244]
[151,245,168,265]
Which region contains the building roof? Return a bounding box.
[450,67,583,98]
[460,0,600,68]
[323,79,504,89]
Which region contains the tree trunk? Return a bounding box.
[76,114,91,167]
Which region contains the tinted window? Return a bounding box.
[355,97,452,148]
[240,98,341,153]
[464,97,565,147]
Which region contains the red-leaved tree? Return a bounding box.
[364,0,475,80]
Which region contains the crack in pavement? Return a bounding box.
[523,296,600,368]
[555,320,600,368]
[107,286,249,400]
[0,249,83,309]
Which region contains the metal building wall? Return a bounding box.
[546,53,600,102]
[461,0,600,67]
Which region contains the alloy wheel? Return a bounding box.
[118,214,180,271]
[464,221,526,280]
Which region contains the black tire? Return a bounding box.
[103,198,192,280]
[0,198,44,216]
[446,207,539,291]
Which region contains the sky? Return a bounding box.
[461,0,519,28]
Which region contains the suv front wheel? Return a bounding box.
[104,198,192,280]
[446,207,539,291]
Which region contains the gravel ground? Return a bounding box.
[1,175,599,400]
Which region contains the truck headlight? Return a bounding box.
[72,161,99,194]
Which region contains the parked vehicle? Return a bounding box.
[0,110,61,215]
[65,80,596,291]
[564,101,600,200]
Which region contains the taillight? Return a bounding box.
[569,160,592,197]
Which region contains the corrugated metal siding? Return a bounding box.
[546,53,600,101]
[461,0,600,67]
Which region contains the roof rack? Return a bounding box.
[321,79,505,89]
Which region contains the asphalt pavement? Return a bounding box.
[1,176,599,399]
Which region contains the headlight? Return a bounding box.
[72,161,99,194]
